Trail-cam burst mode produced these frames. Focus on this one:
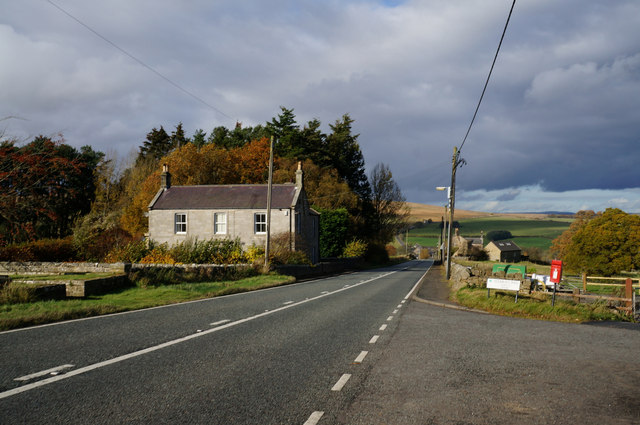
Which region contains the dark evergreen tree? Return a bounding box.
[266,106,303,158]
[170,122,189,149]
[301,118,329,166]
[191,129,207,148]
[325,114,371,200]
[137,126,171,163]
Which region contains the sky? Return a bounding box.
[1,0,639,213]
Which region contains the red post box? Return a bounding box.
[550,260,563,283]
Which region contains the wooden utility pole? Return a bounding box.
[446,146,465,280]
[446,148,457,279]
[264,136,274,271]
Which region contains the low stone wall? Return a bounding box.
[276,258,362,280]
[0,262,129,275]
[66,274,131,297]
[450,263,531,293]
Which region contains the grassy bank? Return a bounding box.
[455,287,631,323]
[0,274,295,331]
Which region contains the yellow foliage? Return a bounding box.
[140,249,176,264]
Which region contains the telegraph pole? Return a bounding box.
[264,136,274,271]
[446,146,465,280]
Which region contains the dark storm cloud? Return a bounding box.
[1,0,638,212]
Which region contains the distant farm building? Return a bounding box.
[485,240,522,262]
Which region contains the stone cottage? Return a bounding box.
[485,240,522,262]
[147,163,320,263]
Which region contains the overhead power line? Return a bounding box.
[46,0,233,121]
[458,0,517,153]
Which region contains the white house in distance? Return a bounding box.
[147,163,320,263]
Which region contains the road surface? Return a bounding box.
[0,260,431,424]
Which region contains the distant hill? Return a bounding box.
[406,202,554,222]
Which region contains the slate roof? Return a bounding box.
[488,240,521,251]
[149,184,298,210]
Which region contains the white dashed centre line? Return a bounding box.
[0,268,403,401]
[393,309,399,314]
[354,351,368,364]
[397,304,403,308]
[14,364,74,382]
[387,316,394,321]
[379,324,387,331]
[304,411,324,425]
[332,374,351,391]
[369,335,379,344]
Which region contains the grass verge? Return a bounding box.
[454,287,631,323]
[0,274,295,331]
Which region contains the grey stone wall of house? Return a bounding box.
[148,208,294,248]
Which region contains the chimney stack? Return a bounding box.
[295,161,303,190]
[161,163,171,189]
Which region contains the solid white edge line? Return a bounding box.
[14,364,75,382]
[379,324,387,331]
[331,374,351,391]
[369,335,379,344]
[0,269,400,400]
[304,411,324,425]
[354,351,368,363]
[0,274,338,336]
[210,320,230,326]
[403,260,433,300]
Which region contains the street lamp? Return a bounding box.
[436,186,451,272]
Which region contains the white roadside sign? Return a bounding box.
[486,278,521,291]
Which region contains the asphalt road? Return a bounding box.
[0,260,432,424]
[340,265,640,424]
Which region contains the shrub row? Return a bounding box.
[0,238,76,262]
[129,264,260,288]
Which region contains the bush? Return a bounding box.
[386,245,397,256]
[342,239,367,258]
[105,238,248,265]
[468,246,488,261]
[419,249,430,259]
[128,264,260,287]
[245,245,265,264]
[74,226,133,262]
[524,247,551,264]
[364,243,390,264]
[486,230,513,241]
[269,233,311,265]
[170,238,244,264]
[104,239,150,263]
[0,238,77,262]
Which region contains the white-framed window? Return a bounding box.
[254,212,267,234]
[214,212,227,235]
[175,213,187,234]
